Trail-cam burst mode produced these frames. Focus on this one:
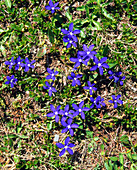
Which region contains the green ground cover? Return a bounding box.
[0,0,137,169]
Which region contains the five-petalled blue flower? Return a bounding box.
[5,75,18,88]
[43,81,57,97]
[61,118,79,136]
[46,104,61,122]
[56,137,75,156]
[90,57,109,75]
[108,95,123,108]
[72,101,90,119]
[45,0,60,13]
[68,72,82,86]
[46,68,58,81]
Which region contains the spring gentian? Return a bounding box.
[83,81,97,95]
[61,118,79,136]
[5,75,18,88]
[43,81,57,97]
[56,137,75,156]
[72,101,90,119]
[90,96,106,109]
[15,56,24,70]
[60,104,74,121]
[63,37,77,49]
[108,95,123,108]
[24,57,35,72]
[5,57,15,70]
[90,57,109,75]
[45,0,60,13]
[46,104,61,122]
[70,52,89,68]
[108,70,125,85]
[79,44,97,61]
[61,23,80,42]
[68,72,82,86]
[46,68,58,81]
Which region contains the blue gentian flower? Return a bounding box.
[72,101,90,119]
[56,137,75,156]
[61,23,80,42]
[45,0,60,13]
[108,70,125,85]
[5,75,18,88]
[79,44,97,61]
[90,96,105,109]
[61,118,79,136]
[70,52,89,68]
[63,37,77,48]
[15,56,24,70]
[24,57,35,72]
[43,81,57,97]
[46,68,58,81]
[108,95,123,108]
[83,81,97,95]
[90,57,109,75]
[60,104,74,121]
[68,72,82,86]
[46,104,61,122]
[5,57,15,70]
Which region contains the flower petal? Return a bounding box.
[71,123,79,128]
[55,115,59,122]
[90,65,98,71]
[59,148,66,157]
[99,67,104,75]
[61,29,68,34]
[68,143,75,147]
[69,128,74,136]
[81,111,85,119]
[61,128,68,133]
[69,23,73,32]
[46,113,54,117]
[79,101,84,108]
[56,143,64,148]
[100,57,107,63]
[67,148,73,155]
[65,137,70,145]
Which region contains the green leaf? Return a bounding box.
[14,156,20,163]
[119,153,124,169]
[102,8,114,20]
[76,6,85,11]
[109,156,118,161]
[86,130,93,138]
[0,45,6,57]
[65,12,72,21]
[0,29,5,34]
[133,3,137,12]
[108,62,117,69]
[85,5,89,18]
[48,29,54,44]
[18,135,29,139]
[36,46,47,58]
[94,137,99,141]
[9,139,13,147]
[4,0,11,8]
[132,154,137,160]
[80,29,86,38]
[120,135,130,144]
[100,144,104,150]
[92,21,102,30]
[104,162,110,170]
[103,44,109,56]
[7,134,17,139]
[47,121,52,131]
